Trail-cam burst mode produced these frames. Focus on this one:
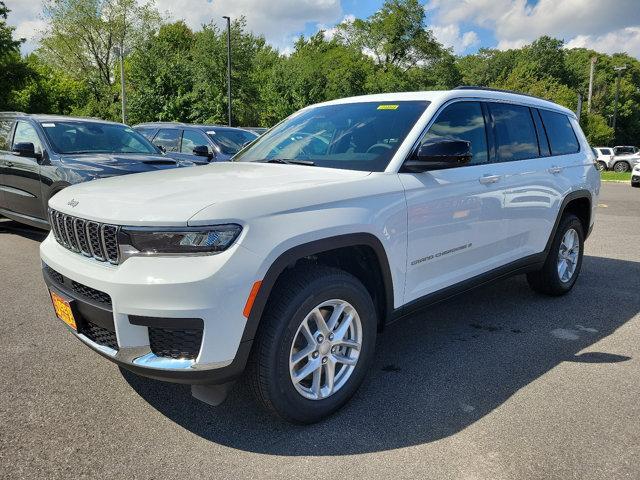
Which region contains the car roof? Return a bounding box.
[310,88,577,118]
[133,122,254,133]
[0,112,124,125]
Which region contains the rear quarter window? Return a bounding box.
[539,110,580,155]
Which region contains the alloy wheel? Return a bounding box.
[557,228,579,283]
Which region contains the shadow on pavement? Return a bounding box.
[0,219,48,241]
[122,254,640,455]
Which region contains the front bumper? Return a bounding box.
[40,234,262,384]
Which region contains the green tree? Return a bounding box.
[0,2,30,110]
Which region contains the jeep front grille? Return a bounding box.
[48,208,120,264]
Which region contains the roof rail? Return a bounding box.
[454,86,550,102]
[0,111,27,116]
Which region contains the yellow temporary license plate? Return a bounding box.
[50,290,76,330]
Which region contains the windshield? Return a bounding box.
[233,101,429,172]
[40,121,158,155]
[207,129,259,155]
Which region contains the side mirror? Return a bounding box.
[12,142,39,159]
[403,138,472,172]
[193,145,213,160]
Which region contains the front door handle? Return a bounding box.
[548,166,562,174]
[478,174,501,184]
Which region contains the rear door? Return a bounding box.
[3,120,46,220]
[400,100,509,302]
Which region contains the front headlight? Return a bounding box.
[119,224,242,255]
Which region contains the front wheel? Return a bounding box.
[527,214,584,296]
[247,266,377,423]
[596,161,607,172]
[613,161,630,173]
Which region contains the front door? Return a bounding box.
[3,120,45,220]
[399,100,509,303]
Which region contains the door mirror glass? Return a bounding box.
[403,139,472,172]
[12,142,38,158]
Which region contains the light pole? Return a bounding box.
[587,56,596,114]
[222,15,232,127]
[114,46,127,124]
[612,65,627,136]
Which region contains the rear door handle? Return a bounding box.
[548,166,562,174]
[478,174,501,184]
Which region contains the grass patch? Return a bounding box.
[601,171,632,182]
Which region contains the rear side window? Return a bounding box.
[153,129,181,152]
[539,110,579,155]
[489,103,539,161]
[601,148,612,155]
[422,101,488,164]
[0,119,14,150]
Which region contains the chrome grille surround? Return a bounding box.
[48,208,120,264]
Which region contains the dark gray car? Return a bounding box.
[0,113,192,229]
[133,123,259,163]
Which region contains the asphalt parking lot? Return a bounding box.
[0,182,638,479]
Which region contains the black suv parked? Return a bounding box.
[0,113,191,229]
[133,123,258,163]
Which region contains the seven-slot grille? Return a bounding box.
[48,208,120,264]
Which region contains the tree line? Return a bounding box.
[2,0,639,146]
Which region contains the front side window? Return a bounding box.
[207,129,258,155]
[539,110,579,155]
[490,103,539,162]
[421,101,488,165]
[41,121,156,154]
[153,129,181,152]
[13,121,43,154]
[234,101,429,172]
[181,130,211,154]
[135,127,157,141]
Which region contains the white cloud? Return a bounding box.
[431,24,479,54]
[427,0,640,58]
[566,27,640,58]
[317,13,354,41]
[4,0,45,53]
[154,0,342,51]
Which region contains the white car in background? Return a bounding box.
[632,163,640,187]
[611,145,640,173]
[593,147,614,171]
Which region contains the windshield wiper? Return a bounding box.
[262,158,316,166]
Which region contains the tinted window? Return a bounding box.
[422,101,488,165]
[207,129,258,155]
[0,119,14,150]
[153,129,181,152]
[532,109,551,156]
[41,121,156,154]
[614,146,636,155]
[539,110,579,155]
[490,103,539,161]
[181,130,211,154]
[601,148,612,155]
[13,121,43,154]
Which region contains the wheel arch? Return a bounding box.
[544,190,593,254]
[241,233,394,343]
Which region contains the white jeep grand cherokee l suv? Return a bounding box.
[41,88,600,423]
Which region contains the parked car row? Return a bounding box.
[593,145,640,172]
[0,112,261,228]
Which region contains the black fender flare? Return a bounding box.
[544,189,592,254]
[240,232,395,343]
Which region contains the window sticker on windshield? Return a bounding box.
[377,104,399,110]
[206,130,216,135]
[124,128,134,133]
[42,123,56,127]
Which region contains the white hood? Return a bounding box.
[49,162,371,226]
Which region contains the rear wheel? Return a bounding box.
[247,266,377,424]
[527,214,584,296]
[613,161,630,173]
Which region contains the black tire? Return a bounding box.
[247,265,377,424]
[596,161,607,172]
[613,161,630,173]
[632,182,640,188]
[527,214,584,296]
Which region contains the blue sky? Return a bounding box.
[6,0,640,58]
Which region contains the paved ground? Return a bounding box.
[1,182,638,480]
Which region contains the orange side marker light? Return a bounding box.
[243,281,262,318]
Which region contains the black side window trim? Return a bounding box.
[531,108,551,158]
